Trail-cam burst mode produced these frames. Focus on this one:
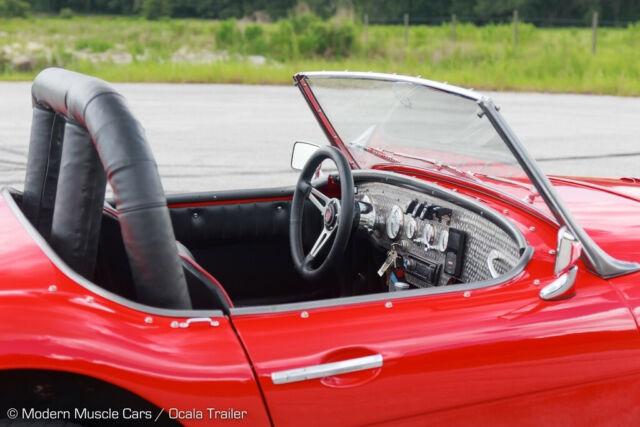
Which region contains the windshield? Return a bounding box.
[305,75,537,200]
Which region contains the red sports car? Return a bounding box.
[1,68,640,426]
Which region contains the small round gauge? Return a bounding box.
[386,205,404,240]
[436,228,449,252]
[405,216,417,239]
[421,223,435,248]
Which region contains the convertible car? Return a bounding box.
[1,68,640,426]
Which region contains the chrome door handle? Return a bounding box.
[271,354,383,385]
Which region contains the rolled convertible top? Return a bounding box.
[29,68,191,309]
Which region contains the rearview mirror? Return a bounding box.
[291,141,319,170]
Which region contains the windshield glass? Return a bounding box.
[305,75,537,200]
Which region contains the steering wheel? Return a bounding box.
[290,146,355,280]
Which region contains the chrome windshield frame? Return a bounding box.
[295,71,640,279]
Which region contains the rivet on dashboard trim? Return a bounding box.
[48,285,57,292]
[86,296,94,303]
[529,226,536,231]
[533,279,541,285]
[549,249,556,255]
[385,301,393,308]
[503,209,510,214]
[170,321,179,328]
[300,311,309,319]
[463,291,471,298]
[144,316,153,324]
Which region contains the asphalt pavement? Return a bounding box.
[0,82,638,194]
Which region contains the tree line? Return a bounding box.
[3,0,640,24]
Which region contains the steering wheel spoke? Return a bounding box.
[308,226,335,261]
[308,188,328,213]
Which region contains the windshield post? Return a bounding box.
[479,97,640,278]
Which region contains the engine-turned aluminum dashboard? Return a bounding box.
[354,176,525,289]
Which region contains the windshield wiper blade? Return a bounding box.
[371,148,483,184]
[473,173,540,203]
[348,142,401,163]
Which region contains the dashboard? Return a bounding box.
[354,180,524,290]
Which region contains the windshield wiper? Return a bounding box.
[473,173,540,203]
[347,142,401,163]
[368,148,483,184]
[352,144,539,203]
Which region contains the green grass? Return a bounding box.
[1,16,640,95]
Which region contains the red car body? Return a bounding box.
[1,69,640,426]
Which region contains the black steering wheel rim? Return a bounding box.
[289,146,354,281]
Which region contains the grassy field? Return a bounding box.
[1,16,640,95]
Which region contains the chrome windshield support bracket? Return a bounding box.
[540,266,578,301]
[479,97,640,279]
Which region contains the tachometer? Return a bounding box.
[405,216,417,239]
[386,205,404,240]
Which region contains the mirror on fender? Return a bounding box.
[291,141,320,171]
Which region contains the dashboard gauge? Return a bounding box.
[436,228,449,252]
[405,216,417,239]
[386,205,404,240]
[421,223,435,248]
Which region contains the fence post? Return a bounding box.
[452,14,456,43]
[404,13,409,47]
[591,11,598,54]
[364,14,369,44]
[513,10,518,49]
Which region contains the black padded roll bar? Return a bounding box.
[25,68,191,309]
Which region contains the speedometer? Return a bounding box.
[386,205,404,240]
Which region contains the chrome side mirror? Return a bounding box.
[291,141,319,171]
[540,226,582,301]
[554,226,581,276]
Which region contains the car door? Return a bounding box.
[231,267,640,426]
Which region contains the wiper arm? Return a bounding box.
[473,173,540,203]
[371,148,483,184]
[348,142,401,163]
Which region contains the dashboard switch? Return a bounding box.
[444,228,466,277]
[434,207,453,221]
[404,199,418,214]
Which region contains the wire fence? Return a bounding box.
[366,13,637,28]
[363,11,622,54]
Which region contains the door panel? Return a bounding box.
[166,189,329,306]
[232,268,640,426]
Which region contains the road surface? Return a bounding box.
[1,82,638,194]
